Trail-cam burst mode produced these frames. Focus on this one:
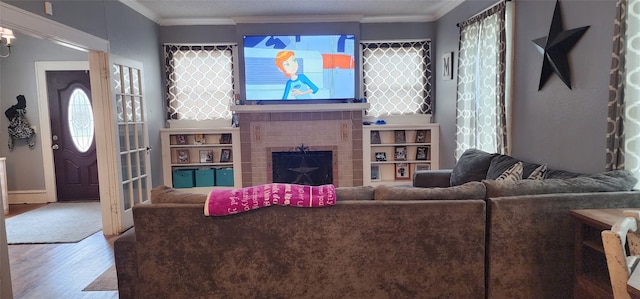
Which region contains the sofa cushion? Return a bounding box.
[151,185,207,204]
[484,170,638,198]
[375,182,486,200]
[336,186,375,200]
[450,149,498,186]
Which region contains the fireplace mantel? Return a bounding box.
[231,103,369,113]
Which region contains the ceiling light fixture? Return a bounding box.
[0,27,15,58]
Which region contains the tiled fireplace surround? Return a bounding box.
[237,109,364,187]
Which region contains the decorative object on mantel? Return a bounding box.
[532,0,590,90]
[5,95,36,150]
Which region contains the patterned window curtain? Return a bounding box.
[618,0,640,184]
[454,1,507,160]
[606,0,628,171]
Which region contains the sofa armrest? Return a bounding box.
[114,228,137,299]
[413,169,452,188]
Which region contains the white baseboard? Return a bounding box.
[8,190,50,204]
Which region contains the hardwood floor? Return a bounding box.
[6,203,120,299]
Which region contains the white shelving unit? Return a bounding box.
[160,128,242,193]
[363,124,439,186]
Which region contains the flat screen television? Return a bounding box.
[243,34,355,102]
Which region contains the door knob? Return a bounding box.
[52,144,59,150]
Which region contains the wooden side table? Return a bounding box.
[570,209,627,299]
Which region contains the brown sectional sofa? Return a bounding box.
[114,149,640,298]
[114,187,487,299]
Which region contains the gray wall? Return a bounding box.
[0,32,87,190]
[435,0,616,173]
[1,1,163,192]
[0,0,620,193]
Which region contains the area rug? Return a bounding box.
[83,264,118,291]
[6,202,102,244]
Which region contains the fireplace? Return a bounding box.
[272,149,333,186]
[232,103,368,187]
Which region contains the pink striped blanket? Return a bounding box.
[204,183,336,216]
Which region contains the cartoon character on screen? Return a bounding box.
[275,50,319,100]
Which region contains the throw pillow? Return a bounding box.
[374,182,486,201]
[527,164,547,180]
[496,162,523,181]
[486,154,544,180]
[450,149,498,186]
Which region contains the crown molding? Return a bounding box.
[233,15,363,24]
[432,0,465,19]
[360,15,437,23]
[160,18,237,26]
[119,0,161,23]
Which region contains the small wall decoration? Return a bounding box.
[394,130,406,143]
[375,152,387,162]
[442,52,454,80]
[176,149,190,164]
[395,163,410,180]
[416,146,429,160]
[176,134,188,145]
[371,165,381,181]
[220,149,232,162]
[394,146,407,161]
[370,131,381,144]
[199,150,213,163]
[532,0,589,90]
[5,95,36,150]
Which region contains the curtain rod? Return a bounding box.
[456,0,511,27]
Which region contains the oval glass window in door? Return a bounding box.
[67,88,94,153]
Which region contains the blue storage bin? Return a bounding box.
[215,168,234,187]
[195,169,215,187]
[173,169,195,188]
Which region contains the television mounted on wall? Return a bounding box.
[242,34,355,103]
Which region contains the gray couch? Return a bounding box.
[114,149,640,298]
[114,186,487,299]
[408,148,640,298]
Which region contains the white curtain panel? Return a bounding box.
[624,0,640,185]
[455,2,506,160]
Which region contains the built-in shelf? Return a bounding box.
[231,103,369,113]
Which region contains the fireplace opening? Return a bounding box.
[272,150,333,186]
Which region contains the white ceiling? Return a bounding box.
[120,0,466,25]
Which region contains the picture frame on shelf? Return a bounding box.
[416,146,429,160]
[194,134,206,145]
[370,131,381,144]
[176,134,188,145]
[371,165,381,181]
[394,146,407,161]
[375,152,387,162]
[415,130,427,143]
[220,149,232,162]
[395,163,410,180]
[176,149,190,164]
[199,150,214,163]
[394,130,406,143]
[416,164,431,171]
[219,133,232,144]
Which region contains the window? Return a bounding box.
[455,1,511,159]
[361,41,433,117]
[164,44,235,120]
[68,88,94,152]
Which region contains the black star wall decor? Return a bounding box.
[532,0,590,90]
